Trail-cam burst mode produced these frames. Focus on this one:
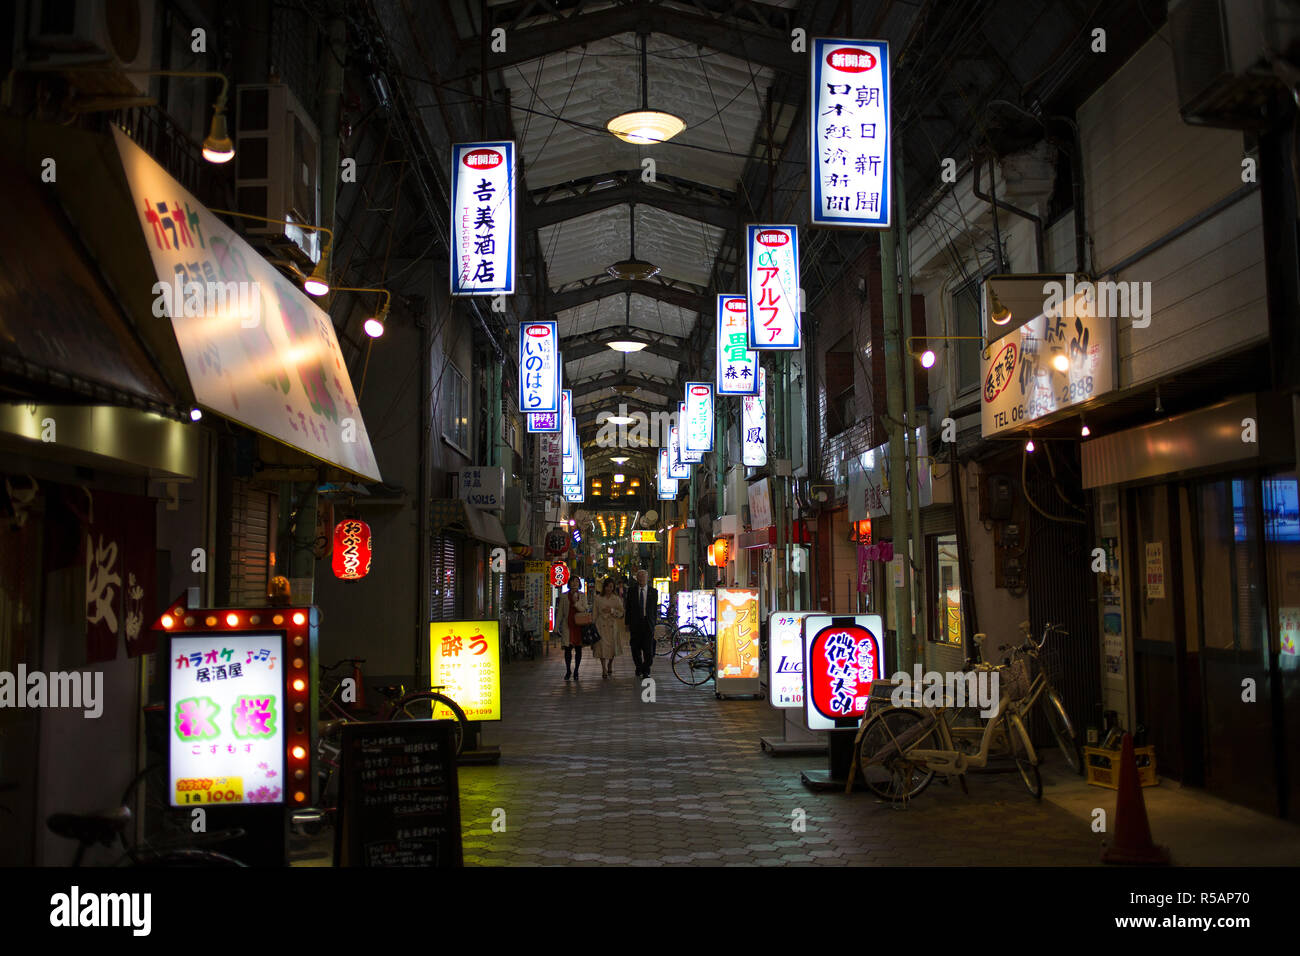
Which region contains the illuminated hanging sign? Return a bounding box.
[801,614,885,731]
[527,410,560,433]
[768,611,810,708]
[331,519,373,580]
[746,225,801,349]
[631,529,659,543]
[743,365,767,467]
[561,389,575,475]
[715,589,760,692]
[518,321,559,414]
[657,448,679,499]
[684,382,714,454]
[451,141,515,295]
[564,453,585,502]
[430,620,502,721]
[679,401,703,464]
[810,38,891,228]
[668,423,690,479]
[716,295,759,396]
[538,433,562,497]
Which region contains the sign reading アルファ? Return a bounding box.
[459,467,505,510]
[981,286,1116,438]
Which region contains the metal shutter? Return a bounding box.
[230,481,272,604]
[430,533,460,622]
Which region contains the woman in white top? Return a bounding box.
[592,577,627,678]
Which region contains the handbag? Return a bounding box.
[581,623,601,646]
[574,611,592,625]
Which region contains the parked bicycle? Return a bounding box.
[655,617,708,658]
[503,605,537,661]
[990,622,1082,774]
[671,632,717,687]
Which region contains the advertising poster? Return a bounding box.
[768,611,810,708]
[451,141,515,295]
[675,590,716,637]
[430,620,502,721]
[810,38,891,228]
[801,614,885,731]
[1145,542,1165,599]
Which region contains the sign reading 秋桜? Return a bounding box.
[810,39,890,228]
[678,401,703,464]
[802,614,885,731]
[768,611,810,708]
[518,322,559,415]
[746,225,801,349]
[715,589,761,693]
[668,423,690,479]
[981,293,1116,438]
[538,433,562,497]
[657,448,679,499]
[113,128,380,483]
[743,366,767,467]
[451,142,515,295]
[430,620,501,721]
[716,295,759,395]
[683,382,714,454]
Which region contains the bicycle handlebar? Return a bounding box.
[321,658,366,672]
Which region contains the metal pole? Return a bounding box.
[880,205,913,673]
[689,468,698,589]
[774,356,788,608]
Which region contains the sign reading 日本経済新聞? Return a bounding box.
[746,226,801,349]
[452,142,515,295]
[716,295,759,395]
[810,39,891,228]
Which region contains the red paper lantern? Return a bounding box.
[550,562,570,588]
[332,519,373,580]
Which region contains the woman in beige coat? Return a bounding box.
[592,578,627,678]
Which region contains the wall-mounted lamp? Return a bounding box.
[209,208,333,296]
[907,335,988,367]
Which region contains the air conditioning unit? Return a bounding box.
[235,83,322,263]
[1169,0,1300,128]
[14,0,156,98]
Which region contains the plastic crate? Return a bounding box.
[1084,745,1158,789]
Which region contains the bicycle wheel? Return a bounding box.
[672,624,707,658]
[389,692,468,756]
[119,763,187,853]
[1042,688,1082,775]
[856,708,937,801]
[672,641,714,686]
[1006,715,1043,800]
[654,624,675,657]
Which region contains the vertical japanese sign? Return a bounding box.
[810,39,890,228]
[561,389,575,474]
[451,142,515,295]
[169,633,285,805]
[679,401,703,464]
[684,382,714,454]
[716,295,759,395]
[715,589,761,689]
[742,366,767,467]
[430,620,502,720]
[538,433,562,497]
[802,614,885,731]
[668,422,690,478]
[746,226,801,349]
[527,410,560,433]
[657,448,679,499]
[565,454,585,503]
[768,612,810,708]
[517,322,559,414]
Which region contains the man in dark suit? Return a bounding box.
[624,568,658,678]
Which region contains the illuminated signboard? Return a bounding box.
[518,322,560,415]
[743,366,768,467]
[452,141,516,295]
[715,589,760,693]
[746,225,801,349]
[538,433,562,497]
[631,529,658,542]
[561,389,575,473]
[668,423,690,479]
[683,382,714,454]
[716,295,759,396]
[768,611,810,708]
[430,620,502,721]
[527,410,560,433]
[810,38,891,228]
[158,601,317,808]
[679,401,703,464]
[676,590,716,637]
[657,448,679,499]
[801,614,885,731]
[653,578,671,618]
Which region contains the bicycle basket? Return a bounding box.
[1000,658,1032,702]
[1038,641,1065,687]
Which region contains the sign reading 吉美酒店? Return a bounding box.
[430,620,501,721]
[801,614,885,731]
[810,39,890,228]
[743,366,767,467]
[683,382,714,454]
[113,128,380,482]
[746,226,801,349]
[518,322,559,415]
[459,467,505,510]
[716,295,759,396]
[981,290,1115,438]
[451,142,515,296]
[769,611,810,708]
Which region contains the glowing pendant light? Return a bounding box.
[607,33,685,145]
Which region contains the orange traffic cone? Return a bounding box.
[1101,732,1170,865]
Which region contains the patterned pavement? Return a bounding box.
[454,644,1100,866]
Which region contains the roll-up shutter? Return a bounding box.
[230,481,273,604]
[430,533,461,621]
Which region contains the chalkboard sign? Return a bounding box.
[334,720,463,867]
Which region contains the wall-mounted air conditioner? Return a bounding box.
[1169,0,1300,128]
[235,83,322,263]
[14,0,156,97]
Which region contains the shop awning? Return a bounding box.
[430,498,508,547]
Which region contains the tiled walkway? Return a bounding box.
[455,645,1099,866]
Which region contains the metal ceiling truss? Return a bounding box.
[560,327,685,362]
[548,275,710,314]
[529,171,738,230]
[570,370,678,400]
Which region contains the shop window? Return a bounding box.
[929,533,963,646]
[441,362,470,456]
[1199,478,1264,653]
[1264,473,1300,669]
[824,333,855,438]
[951,277,983,399]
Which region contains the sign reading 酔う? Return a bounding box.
[802,614,885,731]
[683,382,714,454]
[746,225,801,349]
[451,142,515,295]
[716,295,759,395]
[743,366,767,467]
[810,39,890,228]
[430,621,501,721]
[518,321,559,415]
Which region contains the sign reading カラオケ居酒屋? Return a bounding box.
[430,621,501,721]
[746,226,801,349]
[743,366,767,467]
[451,142,515,295]
[683,382,714,454]
[716,295,759,396]
[802,615,885,731]
[518,322,560,415]
[768,612,810,708]
[810,39,890,228]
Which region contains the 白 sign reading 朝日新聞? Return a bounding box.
[810,39,890,228]
[683,382,714,454]
[743,366,767,467]
[746,226,801,349]
[518,322,559,415]
[452,142,515,295]
[716,295,759,395]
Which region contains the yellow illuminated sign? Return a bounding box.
[429,620,501,721]
[631,530,658,542]
[715,588,760,680]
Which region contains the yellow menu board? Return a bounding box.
[429,620,501,721]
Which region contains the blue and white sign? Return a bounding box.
[451,141,516,295]
[743,366,767,467]
[716,295,759,395]
[657,448,679,499]
[746,226,801,350]
[518,321,559,414]
[668,423,690,479]
[810,38,890,228]
[683,382,714,455]
[527,410,560,433]
[561,389,576,475]
[678,401,703,464]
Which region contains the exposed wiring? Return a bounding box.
[1021,445,1087,526]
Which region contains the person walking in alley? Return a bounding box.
[593,577,627,678]
[624,568,658,679]
[562,580,589,680]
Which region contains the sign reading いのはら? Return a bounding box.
[459,466,505,510]
[810,38,891,228]
[451,141,515,295]
[746,225,801,349]
[743,366,767,467]
[113,128,380,482]
[801,614,885,731]
[430,620,501,721]
[518,321,559,415]
[716,295,759,395]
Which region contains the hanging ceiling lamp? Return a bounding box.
[607,33,686,145]
[607,286,651,353]
[607,202,659,287]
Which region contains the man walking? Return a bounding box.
[624,568,658,679]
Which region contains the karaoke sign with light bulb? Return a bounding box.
[152,594,318,809]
